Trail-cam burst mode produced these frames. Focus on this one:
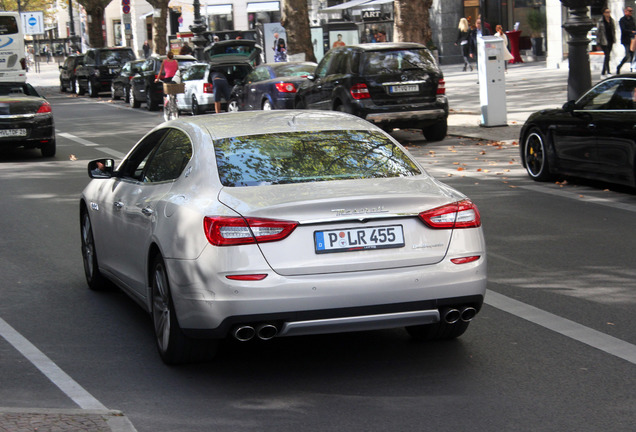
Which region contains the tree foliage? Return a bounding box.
[0,0,55,18]
[394,0,433,45]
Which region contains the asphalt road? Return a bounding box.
[1,88,636,432]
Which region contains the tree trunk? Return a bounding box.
[394,0,432,45]
[145,0,171,56]
[281,0,316,63]
[86,8,105,47]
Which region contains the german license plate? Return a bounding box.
[0,128,27,137]
[389,84,418,93]
[315,225,404,254]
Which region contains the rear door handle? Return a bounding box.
[587,123,597,130]
[114,201,124,209]
[141,207,154,216]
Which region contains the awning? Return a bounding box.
[246,1,280,12]
[139,11,153,20]
[359,0,393,5]
[321,0,371,11]
[206,4,233,15]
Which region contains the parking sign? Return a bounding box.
[21,12,44,35]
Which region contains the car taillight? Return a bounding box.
[203,83,214,93]
[275,82,297,93]
[437,78,446,95]
[204,216,298,246]
[418,200,481,229]
[350,83,370,99]
[37,102,52,114]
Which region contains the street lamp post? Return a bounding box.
[190,0,207,61]
[561,0,595,101]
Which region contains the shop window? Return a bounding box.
[247,1,281,29]
[206,4,234,32]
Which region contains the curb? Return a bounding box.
[0,407,138,432]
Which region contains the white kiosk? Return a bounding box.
[477,36,507,127]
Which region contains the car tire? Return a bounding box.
[60,80,66,93]
[75,79,85,95]
[130,87,140,108]
[124,85,130,103]
[80,211,109,291]
[262,99,273,110]
[111,83,119,100]
[422,120,448,142]
[191,95,200,115]
[227,99,239,112]
[151,255,218,365]
[68,78,75,93]
[523,127,553,182]
[88,79,98,98]
[146,89,158,111]
[406,319,469,341]
[40,139,56,158]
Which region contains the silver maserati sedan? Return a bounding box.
[80,110,486,364]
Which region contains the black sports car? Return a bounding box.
[228,61,316,112]
[520,75,636,187]
[0,82,55,157]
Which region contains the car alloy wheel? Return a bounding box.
[262,99,273,110]
[130,87,140,108]
[75,80,84,95]
[524,128,552,181]
[227,99,239,112]
[151,255,216,364]
[88,80,97,97]
[80,211,108,290]
[111,83,118,100]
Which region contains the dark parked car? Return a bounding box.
[520,75,636,188]
[111,59,144,103]
[0,82,55,157]
[59,54,83,93]
[227,61,317,112]
[294,43,448,141]
[129,55,196,110]
[75,47,136,97]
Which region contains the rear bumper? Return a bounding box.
[355,96,449,128]
[166,253,487,339]
[0,115,54,149]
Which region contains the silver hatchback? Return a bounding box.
[80,111,486,364]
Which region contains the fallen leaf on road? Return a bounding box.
[69,154,77,161]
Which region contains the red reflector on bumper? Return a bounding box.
[451,256,481,265]
[226,274,268,281]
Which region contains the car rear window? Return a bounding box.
[272,63,315,77]
[361,49,436,75]
[100,49,136,65]
[214,130,421,187]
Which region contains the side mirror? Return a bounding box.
[562,100,576,112]
[88,158,115,179]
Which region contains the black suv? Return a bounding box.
[129,55,196,110]
[294,43,448,141]
[59,54,83,93]
[75,47,136,97]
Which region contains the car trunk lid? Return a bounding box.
[218,177,458,276]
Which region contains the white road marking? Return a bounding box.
[0,317,107,410]
[485,290,636,365]
[57,132,126,159]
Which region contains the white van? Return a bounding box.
[0,12,26,82]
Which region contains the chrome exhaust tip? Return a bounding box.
[443,308,461,324]
[460,307,477,322]
[233,325,256,342]
[256,324,278,341]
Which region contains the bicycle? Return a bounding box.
[161,81,185,122]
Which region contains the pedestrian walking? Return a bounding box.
[143,40,151,58]
[597,8,616,77]
[469,18,491,70]
[456,18,472,72]
[616,6,635,74]
[494,25,514,71]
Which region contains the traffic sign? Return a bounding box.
[20,12,44,35]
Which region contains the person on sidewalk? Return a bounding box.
[142,40,151,59]
[597,7,616,78]
[616,6,635,74]
[494,25,514,71]
[455,18,472,72]
[469,18,491,70]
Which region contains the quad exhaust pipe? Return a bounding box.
[442,306,477,324]
[232,324,279,341]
